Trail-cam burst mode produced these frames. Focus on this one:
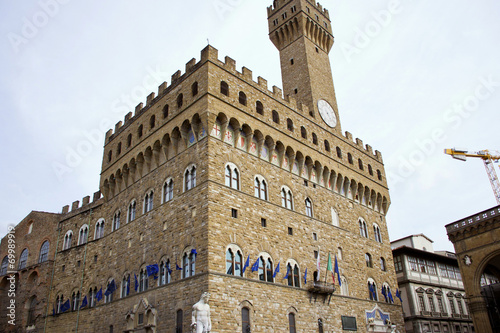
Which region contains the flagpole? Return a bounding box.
[75,208,91,333]
[324,252,329,284]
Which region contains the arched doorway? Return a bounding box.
[479,253,500,332]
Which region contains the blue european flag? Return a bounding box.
[242,255,250,274]
[96,288,103,302]
[147,264,159,277]
[283,264,290,279]
[104,280,116,297]
[134,274,138,292]
[273,262,280,278]
[127,275,130,295]
[80,296,88,309]
[60,299,70,313]
[304,268,307,285]
[251,258,259,272]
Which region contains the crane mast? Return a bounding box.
[444,148,500,205]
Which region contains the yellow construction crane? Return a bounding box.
[445,148,500,204]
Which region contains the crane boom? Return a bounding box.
[444,148,500,204]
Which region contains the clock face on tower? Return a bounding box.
[318,99,337,128]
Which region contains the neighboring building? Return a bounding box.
[0,0,404,332]
[391,234,475,333]
[446,205,500,333]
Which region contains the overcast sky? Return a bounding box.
[1,0,499,252]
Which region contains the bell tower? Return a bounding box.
[268,0,341,133]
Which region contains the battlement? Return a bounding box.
[61,191,102,215]
[267,0,330,19]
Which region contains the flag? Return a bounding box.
[396,289,402,302]
[60,299,70,313]
[369,283,376,299]
[334,255,342,286]
[52,306,55,316]
[147,264,159,277]
[327,253,334,283]
[251,258,260,272]
[96,288,103,302]
[381,285,388,302]
[388,289,394,303]
[304,268,308,285]
[273,262,280,278]
[191,249,198,256]
[134,274,138,292]
[242,255,250,274]
[104,280,116,297]
[176,262,182,270]
[284,264,290,279]
[80,296,88,309]
[316,252,320,281]
[127,275,130,295]
[166,263,172,275]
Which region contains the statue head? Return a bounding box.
[201,292,211,302]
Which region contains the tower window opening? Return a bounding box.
[163,104,169,119]
[306,7,310,13]
[377,170,383,181]
[312,133,318,145]
[261,218,267,227]
[272,110,280,124]
[282,12,287,20]
[138,125,143,138]
[239,91,247,106]
[150,115,155,129]
[177,93,184,109]
[315,47,319,53]
[117,142,122,155]
[301,126,307,139]
[348,153,353,164]
[290,58,294,65]
[108,150,112,162]
[288,227,293,235]
[368,164,373,176]
[256,101,264,115]
[315,14,319,21]
[220,81,229,96]
[273,19,279,26]
[192,81,198,96]
[287,118,294,132]
[336,147,342,159]
[324,140,330,152]
[294,88,298,94]
[291,6,296,13]
[127,134,132,147]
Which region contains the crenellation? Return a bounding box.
[105,129,113,142]
[146,92,155,105]
[114,121,122,134]
[257,76,268,89]
[124,111,133,124]
[375,150,383,162]
[71,200,80,211]
[158,81,168,95]
[171,70,182,83]
[62,205,69,214]
[272,85,283,98]
[224,56,236,71]
[93,190,102,202]
[135,103,144,115]
[186,58,197,73]
[366,144,374,156]
[356,138,363,148]
[242,67,253,81]
[82,196,90,205]
[200,44,218,63]
[344,131,353,142]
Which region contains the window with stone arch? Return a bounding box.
[287,118,294,132]
[159,259,172,285]
[128,200,136,223]
[127,133,132,147]
[358,158,364,170]
[348,153,353,164]
[242,307,251,333]
[359,218,368,238]
[324,140,331,152]
[182,248,197,278]
[177,93,184,109]
[220,81,229,96]
[305,198,313,217]
[256,100,264,115]
[28,221,34,234]
[27,296,37,326]
[163,178,174,203]
[1,256,8,275]
[144,190,154,213]
[336,146,342,159]
[121,273,130,298]
[365,253,373,268]
[380,257,387,272]
[257,253,274,283]
[18,248,28,269]
[226,244,243,277]
[191,81,199,96]
[104,279,114,304]
[138,124,143,138]
[286,260,300,288]
[312,133,318,145]
[149,115,155,129]
[163,104,169,119]
[272,110,280,124]
[288,312,297,333]
[239,91,247,106]
[139,268,148,292]
[39,240,50,263]
[254,175,268,200]
[112,211,121,231]
[63,230,73,250]
[184,164,197,191]
[377,169,383,181]
[337,247,343,260]
[382,282,393,303]
[331,208,339,226]
[368,278,378,301]
[373,223,382,243]
[300,126,307,139]
[78,224,89,245]
[72,290,81,311]
[95,218,105,240]
[281,186,294,210]
[225,163,240,190]
[340,276,349,296]
[368,164,374,176]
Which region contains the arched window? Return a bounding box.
[377,170,383,181]
[192,82,198,96]
[176,309,183,333]
[139,269,148,292]
[242,307,250,333]
[95,219,105,240]
[138,125,143,138]
[28,222,34,234]
[305,198,313,217]
[18,249,28,269]
[239,91,247,106]
[39,241,50,263]
[183,250,196,278]
[368,164,373,176]
[348,153,353,164]
[163,179,174,203]
[256,101,264,115]
[340,276,349,296]
[89,287,97,308]
[163,104,169,119]
[56,295,64,314]
[177,93,184,109]
[318,318,324,333]
[281,187,293,210]
[127,134,132,147]
[324,140,330,152]
[1,256,8,275]
[128,201,136,223]
[358,159,364,170]
[257,254,274,282]
[300,126,307,139]
[63,231,73,250]
[338,247,343,260]
[287,118,294,132]
[272,110,280,124]
[117,142,122,155]
[380,257,386,271]
[336,146,342,159]
[108,150,112,162]
[365,253,373,268]
[225,164,239,190]
[286,262,300,287]
[113,211,121,231]
[368,279,378,301]
[121,274,130,298]
[226,248,243,277]
[27,296,37,326]
[359,219,368,238]
[144,191,154,213]
[373,224,382,243]
[104,280,114,303]
[78,225,89,245]
[220,81,229,96]
[149,115,155,129]
[254,176,268,200]
[312,133,318,145]
[288,313,297,333]
[159,260,172,285]
[72,291,80,311]
[184,165,197,191]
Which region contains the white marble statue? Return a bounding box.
[191,292,212,333]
